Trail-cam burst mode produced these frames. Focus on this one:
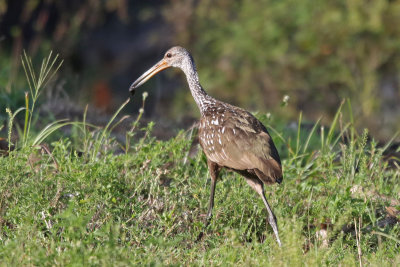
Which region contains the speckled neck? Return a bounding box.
[180,56,216,115]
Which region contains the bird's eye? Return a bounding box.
[166,53,172,58]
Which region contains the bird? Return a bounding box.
[129,46,283,246]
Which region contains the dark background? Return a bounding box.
[1,0,399,140]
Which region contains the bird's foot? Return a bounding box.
[268,215,282,247]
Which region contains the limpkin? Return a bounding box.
[130,46,283,246]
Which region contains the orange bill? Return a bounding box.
[129,59,170,93]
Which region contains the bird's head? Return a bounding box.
[129,46,192,94]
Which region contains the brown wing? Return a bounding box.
[198,105,282,184]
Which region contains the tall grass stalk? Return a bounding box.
[5,107,25,151]
[23,92,29,143]
[21,51,63,147]
[125,92,148,153]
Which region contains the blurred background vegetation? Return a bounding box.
[0,0,399,140]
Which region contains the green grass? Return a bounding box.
[0,111,399,266]
[0,53,399,266]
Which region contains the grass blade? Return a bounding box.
[23,92,29,146]
[326,100,344,147]
[303,117,321,154]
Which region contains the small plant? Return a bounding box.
[89,97,131,161]
[4,51,82,150]
[21,51,63,147]
[125,91,148,153]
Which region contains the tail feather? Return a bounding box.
[256,159,283,184]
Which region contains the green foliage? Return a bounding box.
[0,101,399,265]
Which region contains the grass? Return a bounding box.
[0,53,399,266]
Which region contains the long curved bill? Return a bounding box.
[129,59,170,94]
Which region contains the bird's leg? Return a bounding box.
[205,177,217,226]
[205,160,220,226]
[196,160,220,241]
[260,190,282,247]
[244,176,282,247]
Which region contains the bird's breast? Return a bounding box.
[199,117,224,151]
[198,113,239,165]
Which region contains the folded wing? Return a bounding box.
[199,107,282,184]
